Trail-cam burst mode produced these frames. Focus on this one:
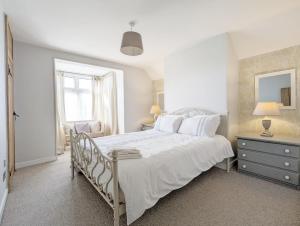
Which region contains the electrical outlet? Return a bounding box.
[2,171,6,182]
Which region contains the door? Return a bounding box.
[5,16,15,191]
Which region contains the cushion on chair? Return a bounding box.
[74,123,91,134]
[90,121,101,133]
[63,123,73,135]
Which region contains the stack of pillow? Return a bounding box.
[154,114,220,137]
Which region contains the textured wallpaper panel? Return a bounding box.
[239,45,300,137]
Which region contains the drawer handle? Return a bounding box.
[242,164,247,169]
[284,175,290,180]
[242,153,247,157]
[284,162,290,167]
[241,142,246,146]
[284,149,290,154]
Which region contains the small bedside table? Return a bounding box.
[237,133,300,189]
[141,122,154,131]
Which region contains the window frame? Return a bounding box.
[62,73,93,122]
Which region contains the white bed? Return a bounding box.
[71,108,234,225]
[72,128,234,225]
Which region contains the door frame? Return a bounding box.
[5,14,15,191]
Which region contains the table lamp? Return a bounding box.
[150,105,161,121]
[253,102,280,137]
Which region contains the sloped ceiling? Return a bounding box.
[4,0,300,79]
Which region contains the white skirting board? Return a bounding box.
[15,156,57,169]
[0,188,8,222]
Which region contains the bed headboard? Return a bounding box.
[169,107,229,138]
[216,115,228,138]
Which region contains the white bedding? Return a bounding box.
[87,130,234,225]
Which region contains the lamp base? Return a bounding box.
[260,130,273,137]
[261,119,273,137]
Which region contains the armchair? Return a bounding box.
[63,121,103,150]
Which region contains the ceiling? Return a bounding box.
[4,0,300,79]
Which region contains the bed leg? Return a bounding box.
[112,150,120,226]
[71,160,75,179]
[113,213,119,226]
[226,158,231,173]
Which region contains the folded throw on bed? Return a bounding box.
[107,147,142,160]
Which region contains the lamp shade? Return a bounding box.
[150,105,161,115]
[253,102,280,116]
[120,31,143,56]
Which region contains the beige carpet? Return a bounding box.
[2,152,300,226]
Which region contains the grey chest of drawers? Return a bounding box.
[237,134,300,189]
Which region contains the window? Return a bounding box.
[63,73,93,121]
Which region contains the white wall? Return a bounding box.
[165,34,228,113]
[165,33,238,140]
[14,41,152,167]
[0,0,8,218]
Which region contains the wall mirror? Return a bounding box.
[255,69,296,110]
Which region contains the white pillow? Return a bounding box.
[177,117,196,135]
[178,114,220,137]
[195,114,220,137]
[154,115,183,133]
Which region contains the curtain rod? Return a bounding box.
[56,70,112,77]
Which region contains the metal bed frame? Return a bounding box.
[70,130,124,226]
[70,129,232,226]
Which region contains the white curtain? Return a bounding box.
[55,71,66,154]
[93,76,104,127]
[93,72,118,135]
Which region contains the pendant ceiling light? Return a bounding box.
[120,21,143,56]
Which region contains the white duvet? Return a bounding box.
[90,130,234,225]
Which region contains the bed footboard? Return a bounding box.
[70,130,124,226]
